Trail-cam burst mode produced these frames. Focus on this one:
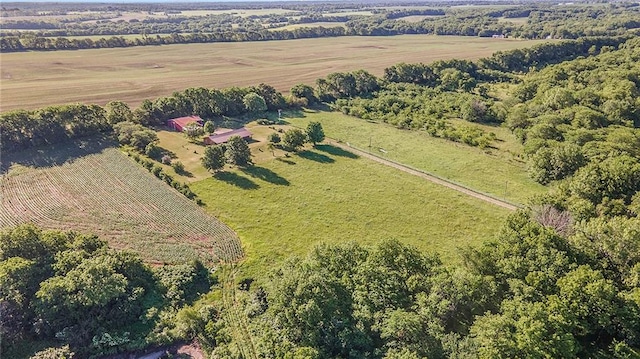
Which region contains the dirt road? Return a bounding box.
[333,142,520,211]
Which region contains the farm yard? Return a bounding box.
[0,139,243,265]
[0,35,548,111]
[89,119,513,276]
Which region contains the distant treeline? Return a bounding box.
[2,4,639,52]
[0,26,347,52]
[0,36,630,154]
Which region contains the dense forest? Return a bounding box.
[2,9,640,358]
[0,224,215,357]
[1,1,639,52]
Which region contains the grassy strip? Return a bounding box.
[285,110,547,204]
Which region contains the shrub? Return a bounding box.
[152,165,162,178]
[145,143,162,159]
[267,132,281,144]
[172,161,185,173]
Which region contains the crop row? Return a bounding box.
[0,148,243,264]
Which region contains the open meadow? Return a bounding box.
[270,22,347,31]
[286,110,548,204]
[187,140,511,278]
[0,35,548,111]
[0,138,243,265]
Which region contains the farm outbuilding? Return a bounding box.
[204,127,252,145]
[167,116,204,132]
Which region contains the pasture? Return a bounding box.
[271,22,347,31]
[398,15,446,22]
[285,110,547,204]
[189,141,511,278]
[0,138,243,265]
[0,35,549,111]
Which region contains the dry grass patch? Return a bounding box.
[1,35,549,111]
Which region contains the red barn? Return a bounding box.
[203,127,252,145]
[167,116,204,132]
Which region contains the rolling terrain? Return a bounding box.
[0,35,548,111]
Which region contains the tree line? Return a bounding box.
[316,37,631,149]
[2,3,638,52]
[0,83,287,153]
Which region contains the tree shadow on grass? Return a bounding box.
[1,135,117,173]
[296,150,335,164]
[276,157,296,165]
[315,144,359,159]
[213,171,259,190]
[175,169,194,178]
[240,166,290,186]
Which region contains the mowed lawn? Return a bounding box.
[286,110,547,204]
[190,143,511,278]
[1,35,549,111]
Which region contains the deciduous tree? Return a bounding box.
[201,145,226,172]
[282,129,306,152]
[243,93,267,114]
[226,136,252,166]
[306,122,325,145]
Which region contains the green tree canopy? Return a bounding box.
[243,93,268,114]
[201,145,226,172]
[305,121,325,145]
[225,135,252,166]
[282,128,307,152]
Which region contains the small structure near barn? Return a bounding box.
[167,116,204,132]
[203,127,252,145]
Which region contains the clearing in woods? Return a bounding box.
[0,138,243,265]
[0,35,549,111]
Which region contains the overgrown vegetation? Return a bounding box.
[0,224,214,358]
[223,204,640,358]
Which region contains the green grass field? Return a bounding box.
[498,16,529,24]
[285,110,547,204]
[0,138,243,265]
[271,22,347,31]
[398,15,446,22]
[1,35,549,111]
[190,142,511,278]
